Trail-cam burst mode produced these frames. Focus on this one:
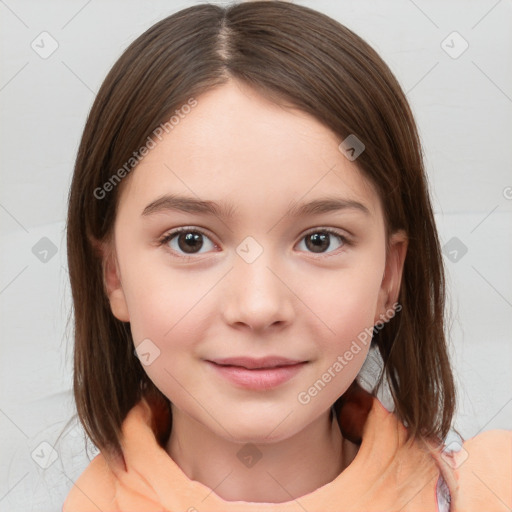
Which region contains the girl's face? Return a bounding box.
[103,80,406,443]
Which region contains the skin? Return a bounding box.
[102,79,407,503]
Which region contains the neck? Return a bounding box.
[165,407,352,503]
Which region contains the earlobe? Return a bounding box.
[97,239,130,323]
[375,230,408,322]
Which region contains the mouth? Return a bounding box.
[206,357,308,390]
[208,356,306,370]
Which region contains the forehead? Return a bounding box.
[118,80,383,222]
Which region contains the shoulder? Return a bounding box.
[457,428,512,473]
[451,429,512,511]
[461,427,511,452]
[63,453,117,512]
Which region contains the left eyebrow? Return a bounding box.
[141,194,371,219]
[286,197,371,217]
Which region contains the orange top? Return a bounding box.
[63,397,511,511]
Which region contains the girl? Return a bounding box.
[63,1,511,510]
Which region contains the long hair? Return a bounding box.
[66,0,456,464]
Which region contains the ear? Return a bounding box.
[374,229,408,323]
[93,237,130,322]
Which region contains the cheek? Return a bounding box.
[308,257,384,372]
[122,269,225,384]
[122,265,207,400]
[117,238,201,334]
[335,270,382,322]
[126,273,203,343]
[308,259,383,330]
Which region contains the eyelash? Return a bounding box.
[157,226,352,260]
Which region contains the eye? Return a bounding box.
[159,226,351,260]
[297,228,350,256]
[159,227,216,258]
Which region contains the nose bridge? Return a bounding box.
[221,236,294,330]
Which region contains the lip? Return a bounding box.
[206,357,307,390]
[210,356,305,369]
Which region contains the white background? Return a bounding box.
[1,0,511,510]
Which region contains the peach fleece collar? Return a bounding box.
[107,396,445,511]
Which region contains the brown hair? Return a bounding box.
[66,0,457,465]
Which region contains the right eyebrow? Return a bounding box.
[141,194,238,218]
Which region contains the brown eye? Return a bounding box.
[298,229,348,255]
[160,228,215,257]
[175,232,204,254]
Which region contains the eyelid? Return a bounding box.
[302,226,352,240]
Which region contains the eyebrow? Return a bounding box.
[141,194,371,218]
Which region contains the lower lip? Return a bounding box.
[206,361,306,390]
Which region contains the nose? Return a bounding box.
[220,251,295,333]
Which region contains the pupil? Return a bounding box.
[179,232,203,253]
[307,232,329,253]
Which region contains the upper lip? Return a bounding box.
[208,356,306,370]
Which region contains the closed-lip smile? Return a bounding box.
[206,356,308,389]
[208,356,306,369]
